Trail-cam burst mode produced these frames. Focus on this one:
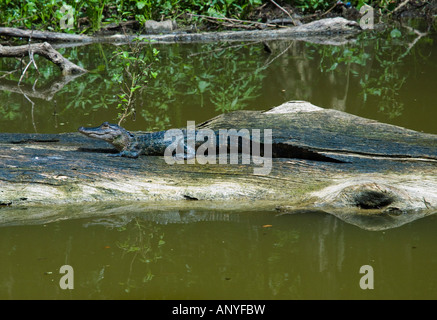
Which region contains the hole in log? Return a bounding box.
[271,143,345,163]
[77,147,118,154]
[183,195,199,201]
[354,190,395,209]
[0,202,12,207]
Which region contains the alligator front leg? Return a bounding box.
[173,138,196,161]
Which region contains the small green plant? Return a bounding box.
[111,37,159,125]
[85,0,107,32]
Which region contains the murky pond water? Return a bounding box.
[0,24,437,299]
[1,209,437,300]
[1,26,437,134]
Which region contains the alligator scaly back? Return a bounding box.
[78,122,194,159]
[79,122,343,163]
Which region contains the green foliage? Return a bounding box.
[85,0,107,32]
[0,39,266,132]
[390,28,402,38]
[139,42,266,129]
[110,38,160,125]
[1,23,431,133]
[0,0,424,33]
[188,0,262,18]
[311,28,421,119]
[0,0,262,33]
[294,0,402,12]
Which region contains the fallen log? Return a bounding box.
[0,27,93,42]
[0,101,436,230]
[0,42,87,76]
[0,17,361,44]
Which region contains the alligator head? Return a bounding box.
[78,122,133,151]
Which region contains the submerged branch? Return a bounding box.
[0,74,84,101]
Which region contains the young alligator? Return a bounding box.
[78,122,343,162]
[78,122,192,159]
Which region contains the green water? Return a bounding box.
[1,29,436,135]
[1,210,437,299]
[0,25,437,299]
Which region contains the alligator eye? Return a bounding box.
[102,122,109,128]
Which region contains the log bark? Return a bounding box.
[0,42,87,75]
[0,101,436,230]
[0,27,93,42]
[0,17,361,45]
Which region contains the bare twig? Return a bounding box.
[423,197,431,209]
[263,42,293,68]
[19,31,38,85]
[0,42,87,76]
[187,13,286,29]
[302,2,338,21]
[21,92,37,133]
[0,69,18,79]
[269,0,298,26]
[18,59,33,85]
[29,30,40,75]
[392,0,410,14]
[399,25,427,59]
[32,78,38,92]
[29,50,39,74]
[321,2,339,17]
[211,20,257,29]
[188,41,262,57]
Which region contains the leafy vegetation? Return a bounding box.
[0,40,268,132]
[110,38,159,124]
[0,0,420,33]
[306,27,435,119]
[0,0,262,33]
[0,1,434,132]
[1,24,434,132]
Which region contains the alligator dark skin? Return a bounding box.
[78,122,343,162]
[78,122,190,158]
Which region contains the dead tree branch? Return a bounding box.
[269,0,299,26]
[0,27,92,42]
[0,42,87,76]
[187,13,286,29]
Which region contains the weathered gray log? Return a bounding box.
[0,42,87,75]
[0,28,94,42]
[0,18,361,44]
[0,101,436,231]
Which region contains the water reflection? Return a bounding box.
[1,26,437,300]
[0,30,436,134]
[1,209,437,299]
